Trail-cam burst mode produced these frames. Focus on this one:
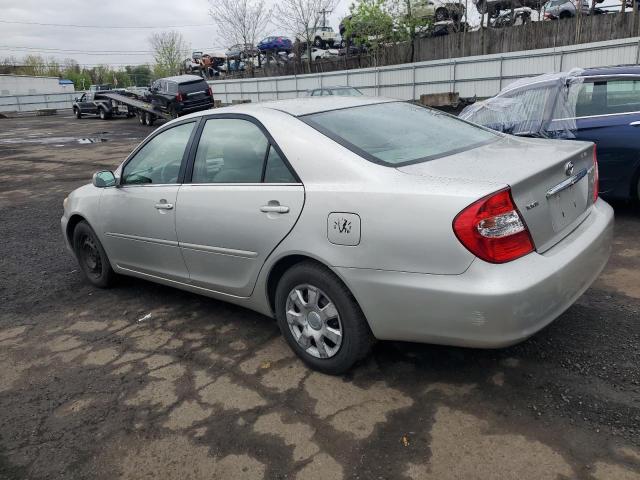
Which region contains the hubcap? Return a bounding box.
[285,284,343,359]
[80,234,102,278]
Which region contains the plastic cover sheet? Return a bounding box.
[459,69,585,138]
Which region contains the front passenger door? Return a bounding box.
[99,121,197,281]
[176,117,304,297]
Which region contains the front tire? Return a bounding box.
[275,262,374,375]
[74,107,82,119]
[314,37,323,48]
[72,221,115,288]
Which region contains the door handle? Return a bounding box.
[260,204,289,214]
[630,121,640,127]
[155,202,174,210]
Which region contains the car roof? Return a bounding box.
[161,74,206,84]
[180,96,393,120]
[256,96,391,116]
[580,65,640,77]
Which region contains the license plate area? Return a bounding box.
[548,176,588,232]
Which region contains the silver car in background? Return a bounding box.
[61,97,613,374]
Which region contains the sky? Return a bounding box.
[0,0,625,69]
[0,0,351,67]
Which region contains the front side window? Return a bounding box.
[122,122,195,185]
[192,119,268,183]
[303,102,497,166]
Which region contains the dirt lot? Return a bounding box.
[1,113,639,480]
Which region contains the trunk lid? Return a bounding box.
[398,135,597,253]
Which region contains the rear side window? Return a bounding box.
[192,119,268,183]
[605,79,640,112]
[303,102,497,166]
[264,147,296,183]
[563,79,640,117]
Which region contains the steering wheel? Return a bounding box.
[160,163,180,184]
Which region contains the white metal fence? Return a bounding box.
[209,37,640,103]
[0,92,76,113]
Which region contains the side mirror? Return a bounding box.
[92,170,117,188]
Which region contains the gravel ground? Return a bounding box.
[0,113,639,480]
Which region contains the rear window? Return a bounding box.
[180,80,208,94]
[302,102,497,166]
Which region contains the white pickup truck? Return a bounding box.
[296,26,337,48]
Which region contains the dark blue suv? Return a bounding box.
[461,66,640,202]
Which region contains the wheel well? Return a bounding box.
[266,255,330,313]
[66,214,86,245]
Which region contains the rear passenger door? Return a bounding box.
[175,115,304,297]
[561,77,640,198]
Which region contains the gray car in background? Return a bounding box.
[61,97,613,374]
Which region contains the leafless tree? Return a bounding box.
[148,30,188,77]
[209,0,272,68]
[275,0,338,70]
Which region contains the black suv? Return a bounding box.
[148,75,214,118]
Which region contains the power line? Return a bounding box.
[0,19,213,29]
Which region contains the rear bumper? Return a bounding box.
[337,199,614,348]
[177,100,213,114]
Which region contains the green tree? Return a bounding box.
[344,0,395,63]
[149,30,188,77]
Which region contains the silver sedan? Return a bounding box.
[61,97,614,374]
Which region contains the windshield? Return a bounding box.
[302,102,498,166]
[180,80,208,94]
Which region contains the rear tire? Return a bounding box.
[435,7,449,21]
[314,37,323,48]
[138,112,145,125]
[72,221,115,288]
[144,112,155,126]
[99,108,110,120]
[275,261,374,375]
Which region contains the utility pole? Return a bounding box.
[319,7,333,27]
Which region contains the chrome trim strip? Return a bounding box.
[179,242,258,258]
[116,266,247,299]
[546,168,589,198]
[553,110,640,122]
[105,232,179,247]
[106,232,259,258]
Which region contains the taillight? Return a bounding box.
[206,86,212,96]
[592,144,599,203]
[453,187,534,264]
[176,93,184,102]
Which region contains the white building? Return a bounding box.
[0,74,75,96]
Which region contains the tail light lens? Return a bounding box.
[176,93,184,102]
[453,188,534,264]
[206,86,213,96]
[592,144,599,203]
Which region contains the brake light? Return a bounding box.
[176,93,184,102]
[453,188,534,264]
[206,86,212,96]
[592,144,599,202]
